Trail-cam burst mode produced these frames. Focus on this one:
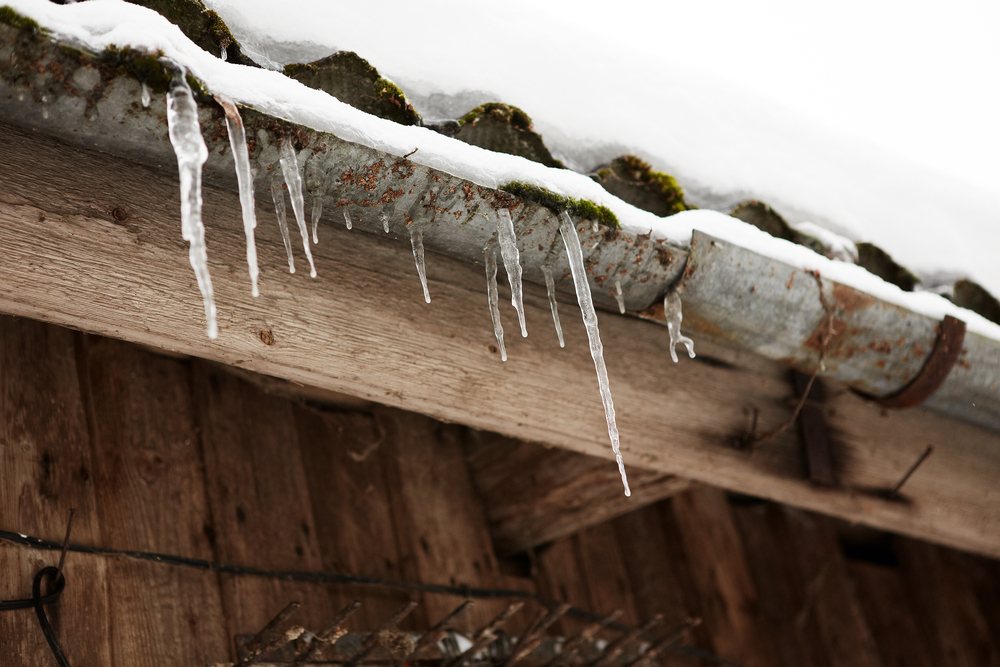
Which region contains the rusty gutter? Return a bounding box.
[1,22,998,434]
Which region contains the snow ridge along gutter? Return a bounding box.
[1,2,998,433]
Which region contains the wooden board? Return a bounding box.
[669,487,780,667]
[0,318,110,666]
[466,432,690,555]
[3,123,1000,559]
[79,335,228,665]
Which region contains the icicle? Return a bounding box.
[220,97,260,297]
[381,212,390,233]
[165,69,217,339]
[614,279,626,314]
[410,227,431,303]
[486,247,507,361]
[664,291,696,363]
[592,220,599,233]
[141,83,151,108]
[343,209,353,230]
[220,45,228,61]
[559,211,630,496]
[278,142,317,278]
[311,197,322,244]
[541,265,565,348]
[496,209,527,337]
[270,173,295,273]
[41,95,48,119]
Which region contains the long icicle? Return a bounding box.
[311,197,322,244]
[486,247,507,361]
[496,209,527,337]
[270,173,295,273]
[664,291,696,363]
[278,142,317,278]
[218,95,260,297]
[410,227,431,303]
[559,211,630,496]
[541,265,565,348]
[614,279,626,314]
[165,68,217,339]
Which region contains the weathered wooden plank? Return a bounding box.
[3,123,1000,558]
[192,362,335,651]
[466,431,691,555]
[669,487,780,667]
[0,317,111,666]
[730,502,830,667]
[780,509,883,667]
[846,561,935,667]
[377,409,508,633]
[77,335,229,666]
[611,504,708,666]
[896,538,1000,667]
[572,523,640,626]
[534,536,590,638]
[292,404,414,630]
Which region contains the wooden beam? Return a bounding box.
[466,431,691,555]
[3,123,1000,558]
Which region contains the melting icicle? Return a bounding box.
[381,213,390,233]
[270,174,295,273]
[278,142,317,278]
[496,209,527,337]
[410,227,431,303]
[664,291,696,363]
[559,211,630,496]
[343,209,353,230]
[41,95,48,119]
[220,45,228,61]
[311,197,322,244]
[220,97,260,297]
[614,279,626,314]
[541,265,565,348]
[141,83,151,108]
[165,69,217,339]
[486,247,507,361]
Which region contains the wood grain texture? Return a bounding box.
[669,487,780,667]
[3,123,1000,558]
[780,509,883,667]
[0,318,110,666]
[466,432,691,555]
[192,362,336,650]
[79,335,228,665]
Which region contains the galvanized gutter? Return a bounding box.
[1,20,998,433]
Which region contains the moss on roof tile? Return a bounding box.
[284,51,421,126]
[594,155,688,217]
[122,0,256,66]
[0,6,45,36]
[731,200,796,242]
[856,242,919,292]
[953,279,1000,325]
[453,102,565,169]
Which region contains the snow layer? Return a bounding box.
[9,0,1000,344]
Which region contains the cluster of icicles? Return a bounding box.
[163,67,695,497]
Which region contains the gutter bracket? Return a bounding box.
[865,315,966,409]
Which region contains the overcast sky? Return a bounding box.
[211,0,1000,198]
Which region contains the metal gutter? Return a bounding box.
[1,21,998,433]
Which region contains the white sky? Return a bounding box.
[209,0,1000,198]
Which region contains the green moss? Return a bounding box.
[284,52,421,126]
[204,9,235,46]
[0,6,46,36]
[731,200,796,242]
[593,155,687,217]
[460,102,534,131]
[101,46,172,94]
[500,181,619,229]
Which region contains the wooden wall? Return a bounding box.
[2,316,999,667]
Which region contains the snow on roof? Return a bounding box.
[6,0,1000,344]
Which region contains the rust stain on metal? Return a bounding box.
[832,284,878,313]
[874,315,967,408]
[805,317,847,354]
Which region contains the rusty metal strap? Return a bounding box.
[871,315,966,408]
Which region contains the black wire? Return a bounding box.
[1,565,71,667]
[0,529,740,667]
